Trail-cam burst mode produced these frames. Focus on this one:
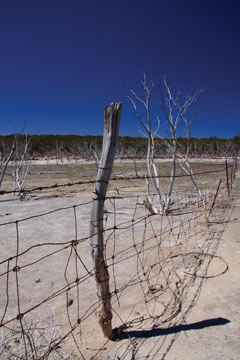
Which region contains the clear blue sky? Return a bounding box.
[0,0,239,138]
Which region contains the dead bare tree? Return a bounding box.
[55,142,64,172]
[0,140,16,188]
[12,133,32,198]
[89,141,101,168]
[159,78,203,210]
[0,121,32,197]
[175,87,203,200]
[158,77,182,213]
[128,74,203,214]
[128,74,165,214]
[129,146,139,176]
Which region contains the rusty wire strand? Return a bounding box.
[0,165,231,196]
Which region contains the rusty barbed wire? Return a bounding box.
[0,164,232,196]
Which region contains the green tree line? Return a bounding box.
[0,134,239,159]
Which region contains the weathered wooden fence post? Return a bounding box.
[90,102,122,338]
[225,160,230,197]
[208,179,222,219]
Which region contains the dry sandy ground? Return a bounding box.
[158,181,240,360]
[0,161,239,359]
[91,177,240,360]
[2,160,228,197]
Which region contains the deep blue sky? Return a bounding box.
[0,0,239,138]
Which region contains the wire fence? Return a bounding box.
[0,163,234,196]
[0,163,237,359]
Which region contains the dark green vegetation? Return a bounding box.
[0,134,239,159]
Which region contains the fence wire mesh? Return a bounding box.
[0,164,236,359]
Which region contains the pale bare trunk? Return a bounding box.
[0,141,16,187]
[165,149,176,214]
[147,136,164,213]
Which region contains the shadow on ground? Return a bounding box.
[112,317,230,341]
